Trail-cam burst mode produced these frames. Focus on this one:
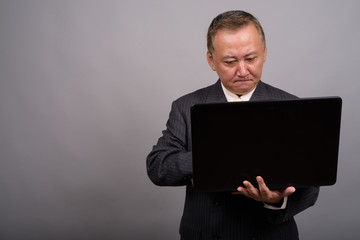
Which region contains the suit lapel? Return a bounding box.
[206,79,228,103]
[249,81,270,101]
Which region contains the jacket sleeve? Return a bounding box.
[264,186,320,224]
[146,100,193,186]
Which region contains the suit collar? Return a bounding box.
[206,79,228,103]
[249,80,268,101]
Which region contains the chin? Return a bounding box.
[233,87,251,94]
[235,84,256,94]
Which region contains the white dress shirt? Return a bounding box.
[221,83,255,102]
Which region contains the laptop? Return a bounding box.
[191,97,342,192]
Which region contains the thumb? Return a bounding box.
[282,186,296,197]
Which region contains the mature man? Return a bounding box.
[147,10,319,240]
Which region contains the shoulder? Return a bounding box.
[173,81,219,108]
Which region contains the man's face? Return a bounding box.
[207,24,267,95]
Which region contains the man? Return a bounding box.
[147,10,319,240]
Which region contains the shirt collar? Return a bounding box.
[221,82,256,102]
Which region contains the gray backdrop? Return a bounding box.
[1,0,359,239]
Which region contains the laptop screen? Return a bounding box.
[191,97,342,192]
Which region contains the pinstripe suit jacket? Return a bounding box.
[147,80,319,240]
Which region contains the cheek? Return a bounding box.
[216,67,231,79]
[249,64,263,77]
[221,67,237,78]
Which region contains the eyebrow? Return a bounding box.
[222,55,237,60]
[244,51,258,57]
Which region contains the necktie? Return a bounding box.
[235,95,242,102]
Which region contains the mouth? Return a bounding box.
[234,79,252,83]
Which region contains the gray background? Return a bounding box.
[0,0,359,239]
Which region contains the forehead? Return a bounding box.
[212,24,263,54]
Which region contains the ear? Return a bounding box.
[206,51,216,71]
[263,46,267,62]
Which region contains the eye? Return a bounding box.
[245,57,257,63]
[224,60,237,65]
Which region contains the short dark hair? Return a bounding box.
[207,10,266,54]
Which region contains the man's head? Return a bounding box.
[207,10,266,55]
[206,10,267,95]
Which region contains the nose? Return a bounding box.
[236,60,249,78]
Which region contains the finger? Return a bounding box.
[243,181,260,199]
[232,186,245,195]
[256,176,269,192]
[236,186,253,199]
[256,176,271,199]
[232,187,244,195]
[243,180,255,190]
[237,186,244,192]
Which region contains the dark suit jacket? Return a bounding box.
[147,80,319,240]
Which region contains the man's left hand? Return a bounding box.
[233,176,296,204]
